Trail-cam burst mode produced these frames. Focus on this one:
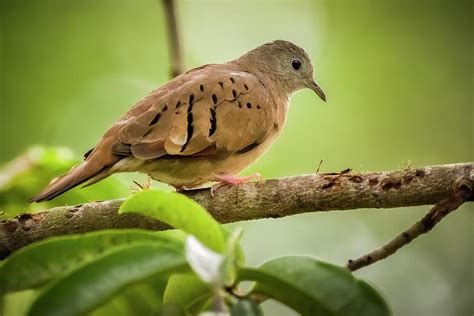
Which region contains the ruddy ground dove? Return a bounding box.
[31,40,326,202]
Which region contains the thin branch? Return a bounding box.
[162,0,184,78]
[347,184,471,271]
[0,163,472,259]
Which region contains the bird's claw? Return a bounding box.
[210,172,263,197]
[129,177,152,193]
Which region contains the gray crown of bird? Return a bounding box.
[30,40,326,202]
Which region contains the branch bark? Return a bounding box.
[163,0,184,78]
[1,163,472,259]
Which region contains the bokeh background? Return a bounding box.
[1,0,472,315]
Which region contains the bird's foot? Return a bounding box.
[211,173,263,197]
[130,177,152,193]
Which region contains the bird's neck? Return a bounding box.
[229,58,294,101]
[228,60,291,133]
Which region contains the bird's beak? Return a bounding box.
[308,79,326,102]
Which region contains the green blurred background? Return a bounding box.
[1,0,472,315]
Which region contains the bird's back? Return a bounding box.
[101,63,278,160]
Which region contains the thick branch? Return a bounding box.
[1,163,472,259]
[162,0,184,78]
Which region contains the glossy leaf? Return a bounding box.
[91,275,169,316]
[239,256,391,316]
[222,228,243,286]
[163,273,212,313]
[221,227,245,268]
[119,190,225,252]
[2,289,39,316]
[160,304,186,316]
[231,298,263,316]
[0,229,182,294]
[28,243,188,316]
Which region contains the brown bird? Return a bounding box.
[30,40,326,202]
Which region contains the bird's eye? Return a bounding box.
[291,59,302,70]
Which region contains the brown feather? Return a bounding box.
[28,160,111,202]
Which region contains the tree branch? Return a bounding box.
[347,184,471,271]
[0,163,472,259]
[162,0,184,78]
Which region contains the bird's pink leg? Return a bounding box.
[211,173,263,197]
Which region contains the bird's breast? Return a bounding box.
[140,123,284,188]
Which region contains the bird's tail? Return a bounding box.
[28,160,109,203]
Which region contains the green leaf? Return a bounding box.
[163,273,212,313]
[221,227,245,267]
[28,243,188,316]
[338,279,392,316]
[222,228,243,286]
[231,298,263,316]
[88,295,133,316]
[160,304,186,316]
[2,289,39,316]
[119,190,225,253]
[91,275,169,316]
[239,256,391,316]
[0,146,128,217]
[0,229,182,294]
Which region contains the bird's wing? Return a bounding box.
[112,65,276,160]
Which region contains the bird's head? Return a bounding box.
[237,40,326,102]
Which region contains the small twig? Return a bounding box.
[162,0,184,78]
[316,159,324,173]
[132,181,144,190]
[347,183,471,271]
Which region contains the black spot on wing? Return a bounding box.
[143,128,153,137]
[149,113,161,125]
[209,107,217,137]
[236,142,260,154]
[180,94,195,153]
